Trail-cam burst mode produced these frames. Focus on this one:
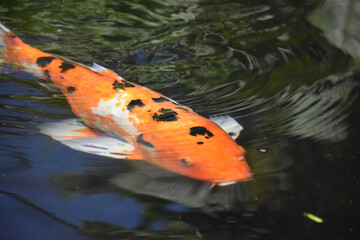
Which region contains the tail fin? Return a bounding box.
[0,23,10,48]
[0,22,23,49]
[0,23,11,35]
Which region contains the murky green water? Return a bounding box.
[1,0,359,239]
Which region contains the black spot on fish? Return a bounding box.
[36,56,56,67]
[67,86,76,94]
[152,97,170,103]
[197,141,204,145]
[44,70,51,81]
[152,108,178,122]
[136,134,154,148]
[180,158,193,166]
[127,99,145,111]
[189,127,214,138]
[59,61,76,73]
[113,80,124,90]
[113,80,135,90]
[176,107,189,112]
[228,132,236,137]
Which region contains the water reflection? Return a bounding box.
[0,0,359,239]
[47,139,291,213]
[0,191,83,239]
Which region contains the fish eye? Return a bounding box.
[180,157,193,166]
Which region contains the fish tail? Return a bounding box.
[0,22,23,49]
[0,22,44,76]
[0,22,11,49]
[0,22,25,69]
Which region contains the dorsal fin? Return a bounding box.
[55,55,121,79]
[89,62,121,79]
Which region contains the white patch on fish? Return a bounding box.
[91,93,140,138]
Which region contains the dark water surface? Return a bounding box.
[1,0,359,239]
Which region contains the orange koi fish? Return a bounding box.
[0,23,251,186]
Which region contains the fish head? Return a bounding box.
[142,119,252,184]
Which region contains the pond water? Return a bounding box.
[1,0,359,239]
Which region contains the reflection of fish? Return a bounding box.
[0,23,251,185]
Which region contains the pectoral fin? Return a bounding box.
[40,119,143,160]
[209,115,243,140]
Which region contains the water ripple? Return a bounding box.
[0,0,359,238]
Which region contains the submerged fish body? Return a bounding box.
[0,23,252,185]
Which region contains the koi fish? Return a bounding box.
[0,23,251,186]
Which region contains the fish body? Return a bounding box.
[0,23,251,185]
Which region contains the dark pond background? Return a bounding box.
[1,0,359,239]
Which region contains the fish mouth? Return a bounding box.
[211,175,254,188]
[217,181,237,186]
[210,180,237,188]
